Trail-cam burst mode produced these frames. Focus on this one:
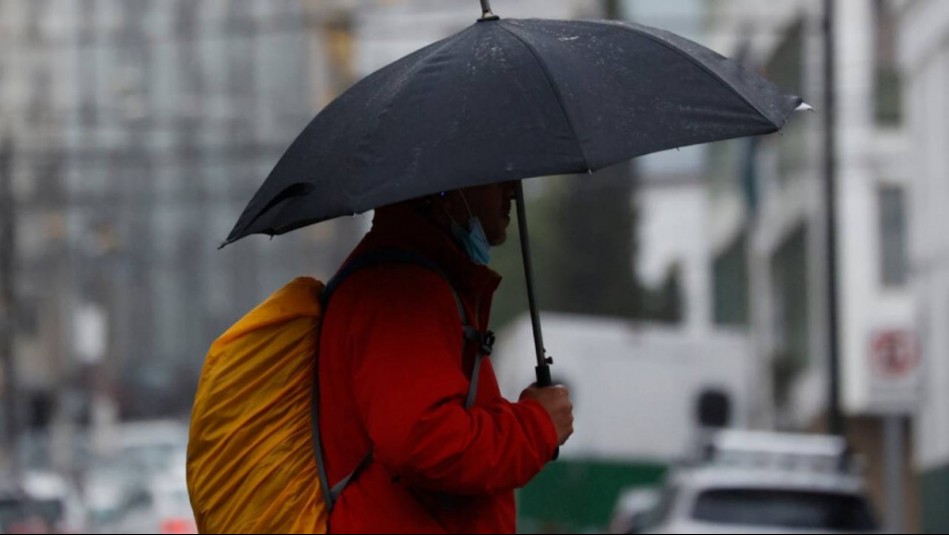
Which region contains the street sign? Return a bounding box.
[867,329,921,414]
[871,330,920,380]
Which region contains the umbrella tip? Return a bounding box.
[478,0,499,21]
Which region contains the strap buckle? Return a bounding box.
[479,330,495,356]
[464,327,495,356]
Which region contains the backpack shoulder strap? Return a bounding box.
[320,249,468,325]
[312,249,495,511]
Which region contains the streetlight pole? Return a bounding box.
[0,135,20,476]
[822,0,844,437]
[603,0,621,20]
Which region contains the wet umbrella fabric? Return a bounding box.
[224,17,802,245]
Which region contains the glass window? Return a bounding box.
[879,185,908,286]
[713,232,749,326]
[633,485,679,532]
[764,20,807,179]
[765,20,803,98]
[772,228,808,358]
[16,295,38,336]
[770,227,809,408]
[874,0,902,125]
[692,488,879,531]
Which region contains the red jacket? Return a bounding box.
[319,211,558,533]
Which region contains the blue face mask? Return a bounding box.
[451,217,492,265]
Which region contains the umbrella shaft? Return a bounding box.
[515,181,552,387]
[479,0,498,20]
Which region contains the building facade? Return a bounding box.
[0,0,363,470]
[706,0,916,529]
[898,1,949,531]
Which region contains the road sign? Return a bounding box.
[867,329,920,414]
[871,330,920,380]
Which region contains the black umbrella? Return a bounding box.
[224,1,804,387]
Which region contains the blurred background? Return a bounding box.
[0,0,946,533]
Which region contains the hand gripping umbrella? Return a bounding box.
[223,0,805,388]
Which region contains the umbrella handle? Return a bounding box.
[535,359,554,388]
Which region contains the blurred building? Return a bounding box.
[706,0,916,529]
[898,1,949,531]
[0,0,364,471]
[631,0,712,337]
[350,0,585,77]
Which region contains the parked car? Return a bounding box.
[609,487,661,534]
[0,484,57,534]
[21,471,86,533]
[90,450,195,535]
[610,430,882,534]
[82,419,190,533]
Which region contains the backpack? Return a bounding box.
[186,250,494,534]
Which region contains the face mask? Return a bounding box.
[446,192,492,265]
[451,217,492,265]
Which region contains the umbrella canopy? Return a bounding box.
[223,9,805,392]
[224,15,802,245]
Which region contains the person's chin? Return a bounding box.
[490,230,507,247]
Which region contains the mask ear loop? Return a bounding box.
[440,191,475,230]
[456,191,475,224]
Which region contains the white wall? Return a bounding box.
[493,314,753,462]
[638,181,712,334]
[899,0,949,471]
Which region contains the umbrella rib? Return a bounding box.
[496,22,592,172]
[574,20,783,127]
[360,34,470,159]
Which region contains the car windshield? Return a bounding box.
[692,488,879,531]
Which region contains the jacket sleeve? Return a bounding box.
[347,266,559,496]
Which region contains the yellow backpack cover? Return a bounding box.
[187,251,480,534]
[187,277,328,534]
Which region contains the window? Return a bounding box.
[635,485,679,532]
[27,71,52,123]
[16,295,39,337]
[770,227,809,408]
[764,20,807,179]
[692,488,879,531]
[765,20,804,98]
[713,232,749,326]
[26,0,47,43]
[879,185,908,286]
[874,0,902,125]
